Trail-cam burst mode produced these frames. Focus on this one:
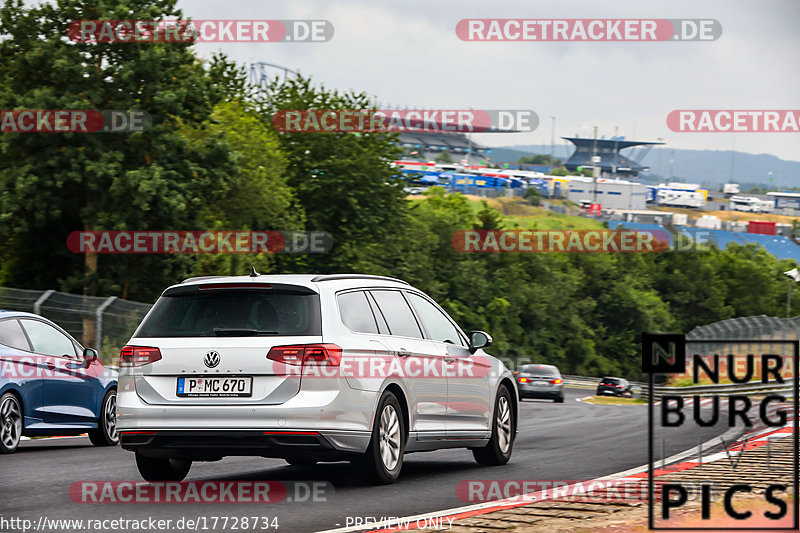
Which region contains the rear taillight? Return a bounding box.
[517,377,529,383]
[267,344,342,366]
[550,378,563,384]
[120,346,162,367]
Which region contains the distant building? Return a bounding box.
[395,132,491,165]
[562,137,664,179]
[565,179,648,210]
[767,191,800,213]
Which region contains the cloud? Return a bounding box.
[179,0,798,161]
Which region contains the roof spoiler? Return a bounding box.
[311,274,409,285]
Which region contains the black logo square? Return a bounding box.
[642,333,686,374]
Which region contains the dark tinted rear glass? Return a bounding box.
[136,290,321,337]
[520,365,559,375]
[601,378,621,384]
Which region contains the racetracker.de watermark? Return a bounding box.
[272,109,538,133]
[456,19,721,41]
[457,479,714,504]
[452,230,671,253]
[668,110,800,132]
[0,110,150,133]
[66,231,332,254]
[69,481,330,503]
[266,352,495,380]
[68,20,333,43]
[1,355,116,380]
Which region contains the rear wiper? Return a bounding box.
[212,328,280,336]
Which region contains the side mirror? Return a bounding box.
[468,330,492,354]
[83,348,99,367]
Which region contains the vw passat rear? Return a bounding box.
[118,274,518,484]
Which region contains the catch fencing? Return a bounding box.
[645,379,796,402]
[644,315,800,400]
[0,287,152,364]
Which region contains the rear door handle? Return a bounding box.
[397,349,412,357]
[45,361,56,370]
[444,357,456,364]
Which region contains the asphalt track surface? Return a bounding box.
[2,388,731,532]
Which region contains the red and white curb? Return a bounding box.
[319,403,795,533]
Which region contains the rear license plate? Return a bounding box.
[177,376,252,397]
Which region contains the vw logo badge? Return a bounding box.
[204,350,220,368]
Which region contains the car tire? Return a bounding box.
[89,389,119,446]
[0,392,23,454]
[353,390,405,485]
[473,384,514,466]
[135,452,192,482]
[554,394,565,403]
[285,456,318,467]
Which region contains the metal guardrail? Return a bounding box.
[644,379,796,401]
[562,375,645,392]
[562,375,601,388]
[0,286,151,364]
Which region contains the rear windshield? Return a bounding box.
[601,378,621,384]
[519,365,559,376]
[136,290,321,337]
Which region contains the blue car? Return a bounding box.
[0,310,118,453]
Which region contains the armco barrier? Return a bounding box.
[644,378,796,401]
[562,374,645,393]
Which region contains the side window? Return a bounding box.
[0,319,31,351]
[405,292,465,346]
[366,292,390,334]
[369,290,423,339]
[20,319,77,358]
[337,291,378,334]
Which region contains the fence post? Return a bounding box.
[95,296,118,350]
[33,289,54,315]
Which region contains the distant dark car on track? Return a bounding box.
[0,311,118,453]
[596,377,633,398]
[514,364,564,403]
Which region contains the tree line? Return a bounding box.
[1,0,797,379]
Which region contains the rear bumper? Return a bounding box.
[117,375,377,456]
[519,390,562,399]
[596,388,623,396]
[517,384,563,399]
[120,429,369,460]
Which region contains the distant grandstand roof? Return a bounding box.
[397,132,489,153]
[562,136,664,178]
[688,315,800,340]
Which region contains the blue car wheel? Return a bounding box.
[89,389,119,446]
[1,392,23,453]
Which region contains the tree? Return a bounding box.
[258,76,407,273]
[517,154,561,166]
[474,201,504,230]
[523,186,542,206]
[176,100,304,277]
[548,167,570,176]
[0,0,241,300]
[435,149,454,164]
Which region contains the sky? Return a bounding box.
[176,0,799,163]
